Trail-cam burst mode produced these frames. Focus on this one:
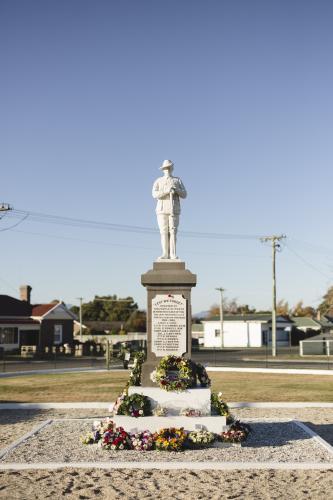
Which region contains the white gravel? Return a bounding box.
[1,418,332,465]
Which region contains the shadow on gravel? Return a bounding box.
[243,421,312,448]
[303,422,333,446]
[0,409,54,428]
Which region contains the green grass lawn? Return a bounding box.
[0,371,332,402]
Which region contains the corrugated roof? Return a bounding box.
[318,316,333,327]
[31,303,58,316]
[291,317,320,328]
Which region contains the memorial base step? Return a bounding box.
[128,386,211,416]
[112,415,227,433]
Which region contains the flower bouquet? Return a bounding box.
[101,425,132,450]
[110,389,128,416]
[130,430,155,451]
[186,430,215,448]
[211,392,230,417]
[81,417,115,444]
[220,420,251,443]
[179,408,202,417]
[153,405,168,417]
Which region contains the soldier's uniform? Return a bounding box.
[152,160,187,260]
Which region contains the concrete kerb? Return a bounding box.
[207,367,333,375]
[0,420,52,460]
[1,402,333,410]
[1,366,333,378]
[1,462,332,471]
[294,420,333,456]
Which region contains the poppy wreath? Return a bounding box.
[154,355,193,392]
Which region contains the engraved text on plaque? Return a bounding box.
[151,294,187,356]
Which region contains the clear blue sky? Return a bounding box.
[1,0,332,313]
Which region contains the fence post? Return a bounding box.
[106,341,110,371]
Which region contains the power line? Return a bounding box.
[283,241,332,280]
[0,213,29,232]
[7,208,262,240]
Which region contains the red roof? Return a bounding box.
[32,303,58,316]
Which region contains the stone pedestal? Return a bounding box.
[128,386,211,416]
[141,260,197,386]
[112,415,227,433]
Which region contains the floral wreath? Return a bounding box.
[211,392,230,417]
[154,427,187,451]
[116,393,152,418]
[151,355,194,392]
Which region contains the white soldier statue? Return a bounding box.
[152,159,187,260]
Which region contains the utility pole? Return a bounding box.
[76,297,84,342]
[0,203,12,213]
[215,287,225,349]
[260,235,286,357]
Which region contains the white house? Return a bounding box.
[202,314,293,348]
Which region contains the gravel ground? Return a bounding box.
[0,468,333,500]
[1,408,333,448]
[1,418,332,464]
[0,408,332,500]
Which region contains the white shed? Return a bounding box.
[202,314,292,348]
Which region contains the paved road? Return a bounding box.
[0,357,112,373]
[191,349,333,371]
[1,349,332,373]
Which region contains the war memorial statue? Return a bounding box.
[152,159,187,260]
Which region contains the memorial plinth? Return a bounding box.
[141,260,197,386]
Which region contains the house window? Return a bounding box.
[0,327,18,344]
[54,325,63,345]
[215,329,220,337]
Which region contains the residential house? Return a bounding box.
[0,285,76,351]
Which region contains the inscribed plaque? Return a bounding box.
[152,294,187,356]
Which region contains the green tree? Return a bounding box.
[125,310,147,332]
[71,295,138,322]
[318,286,333,316]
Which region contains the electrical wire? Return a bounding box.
[6,208,262,240]
[11,228,269,258]
[283,241,332,280]
[288,237,333,255]
[0,213,29,232]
